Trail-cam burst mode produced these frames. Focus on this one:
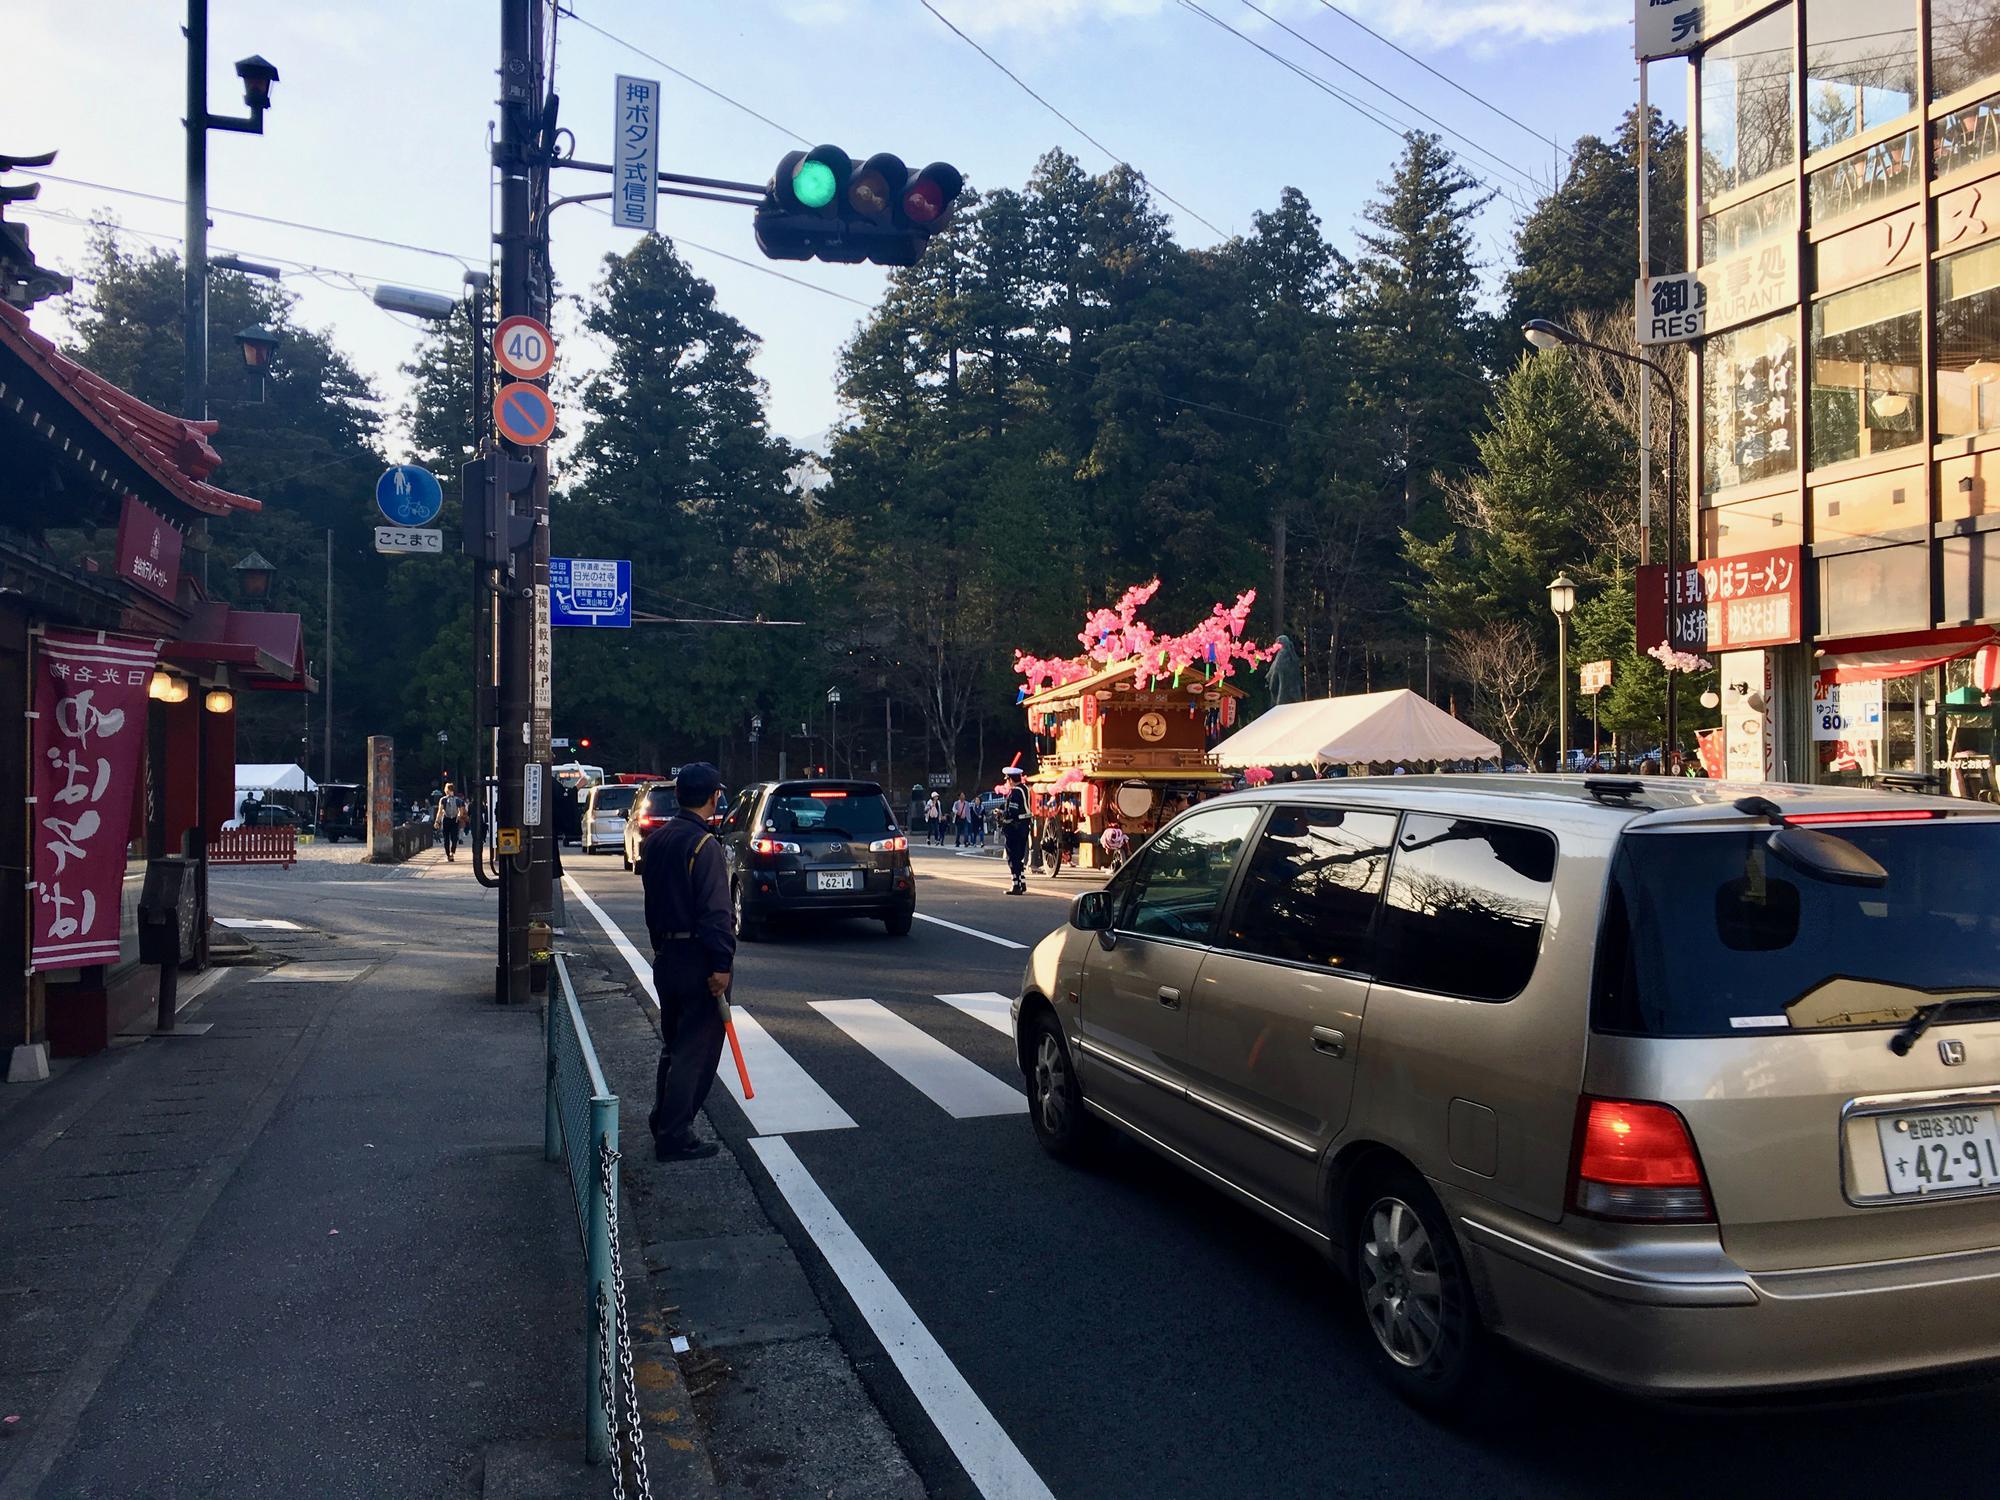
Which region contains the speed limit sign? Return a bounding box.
[493,315,555,380]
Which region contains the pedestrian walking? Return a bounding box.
[925,792,942,845]
[434,781,467,862]
[640,762,734,1163]
[999,766,1031,894]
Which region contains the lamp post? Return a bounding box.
[1549,572,1578,771]
[1525,318,1684,756]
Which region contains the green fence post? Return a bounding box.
[543,968,560,1164]
[584,1095,617,1465]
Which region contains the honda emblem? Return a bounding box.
[1940,1038,1967,1067]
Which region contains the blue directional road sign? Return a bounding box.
[375,464,444,526]
[549,557,631,629]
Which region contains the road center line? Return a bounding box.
[912,912,1027,950]
[748,1136,1055,1500]
[562,875,855,1135]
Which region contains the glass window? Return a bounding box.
[1703,492,1805,556]
[1593,824,2000,1037]
[1699,184,1796,266]
[764,786,893,838]
[1804,0,1916,154]
[1932,0,2000,101]
[1375,815,1557,1002]
[1808,269,1922,469]
[1937,241,2000,438]
[1934,92,2000,180]
[1113,803,1259,943]
[589,785,637,813]
[1811,465,1924,543]
[1701,8,1798,202]
[1806,129,1919,226]
[1942,532,2000,619]
[1816,542,1928,636]
[1218,807,1398,971]
[1703,315,1799,494]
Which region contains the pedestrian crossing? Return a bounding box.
[811,999,1025,1119]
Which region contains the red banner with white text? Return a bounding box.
[30,630,160,970]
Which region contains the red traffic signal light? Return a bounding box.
[755,146,964,268]
[578,737,592,749]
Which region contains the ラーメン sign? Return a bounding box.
[1638,547,1803,653]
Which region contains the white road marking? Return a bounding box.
[811,999,1024,1118]
[563,875,855,1135]
[215,917,302,930]
[912,912,1027,950]
[935,991,1016,1038]
[247,963,369,984]
[749,1137,1055,1500]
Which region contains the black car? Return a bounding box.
[721,779,915,938]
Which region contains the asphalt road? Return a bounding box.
[559,841,2000,1500]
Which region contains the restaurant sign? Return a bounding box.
[115,496,181,604]
[1638,546,1803,653]
[29,629,159,970]
[1637,0,1780,61]
[1695,238,1797,337]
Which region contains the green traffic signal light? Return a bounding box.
[792,159,838,209]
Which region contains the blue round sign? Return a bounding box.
[376,465,443,527]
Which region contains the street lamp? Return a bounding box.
[1526,317,1684,755]
[1549,572,1578,770]
[231,549,275,602]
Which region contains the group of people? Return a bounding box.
[909,789,992,848]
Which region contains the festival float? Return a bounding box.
[1013,581,1265,869]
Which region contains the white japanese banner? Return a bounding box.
[613,75,661,232]
[30,630,161,970]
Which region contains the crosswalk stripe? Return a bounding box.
[811,999,1025,1118]
[911,912,1027,950]
[935,991,1015,1038]
[562,875,855,1135]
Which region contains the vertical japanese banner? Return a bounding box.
[612,75,660,232]
[29,630,161,970]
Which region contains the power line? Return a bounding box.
[916,0,1228,239]
[19,169,480,267]
[577,201,873,308]
[1309,0,1570,162]
[1230,0,1545,193]
[554,6,811,147]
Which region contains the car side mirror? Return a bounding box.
[1071,890,1111,931]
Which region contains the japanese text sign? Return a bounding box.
[30,630,159,970]
[613,75,660,232]
[1636,0,1780,61]
[1579,660,1614,695]
[1636,273,1705,345]
[115,497,181,605]
[1639,547,1802,653]
[548,557,631,628]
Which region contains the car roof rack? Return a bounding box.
[1582,777,1647,805]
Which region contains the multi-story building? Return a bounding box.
[1677,0,2000,794]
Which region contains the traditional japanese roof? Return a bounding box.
[161,601,312,690]
[1024,655,1249,708]
[0,300,260,517]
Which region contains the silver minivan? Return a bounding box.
[1012,777,2000,1405]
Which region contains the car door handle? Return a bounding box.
[1311,1026,1347,1058]
[1157,986,1182,1009]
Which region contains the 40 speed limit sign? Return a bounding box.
[493,315,555,380]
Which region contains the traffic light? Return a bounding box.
[578,737,592,750]
[754,146,964,268]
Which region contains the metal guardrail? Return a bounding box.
[545,953,620,1469]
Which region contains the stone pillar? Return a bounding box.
[367,735,395,860]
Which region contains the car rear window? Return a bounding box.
[592,785,637,813]
[1594,820,2000,1036]
[765,786,893,839]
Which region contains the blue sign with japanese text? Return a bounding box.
[549,557,631,629]
[375,465,443,527]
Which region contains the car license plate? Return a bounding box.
[815,871,856,892]
[1875,1107,2000,1196]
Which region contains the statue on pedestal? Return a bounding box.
[1265,633,1303,710]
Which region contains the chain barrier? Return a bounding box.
[596,1136,654,1500]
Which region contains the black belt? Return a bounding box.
[656,931,695,941]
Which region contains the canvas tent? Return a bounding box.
[235,763,316,795]
[1211,689,1500,769]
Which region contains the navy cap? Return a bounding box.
[676,761,723,806]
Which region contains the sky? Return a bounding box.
[5,0,1689,458]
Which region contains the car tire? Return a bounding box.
[883,906,913,937]
[1348,1166,1485,1411]
[621,850,632,872]
[1025,1011,1094,1162]
[733,881,765,942]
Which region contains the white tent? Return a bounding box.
[235,763,316,795]
[1211,690,1501,768]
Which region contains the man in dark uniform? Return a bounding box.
[639,762,735,1161]
[999,765,1031,895]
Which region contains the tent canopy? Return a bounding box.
[1212,690,1500,768]
[235,763,316,794]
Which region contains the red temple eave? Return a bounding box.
[0,300,260,517]
[160,602,314,692]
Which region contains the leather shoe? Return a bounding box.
[654,1137,719,1162]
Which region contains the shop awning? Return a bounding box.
[1211,689,1500,768]
[160,603,313,690]
[1816,625,1998,684]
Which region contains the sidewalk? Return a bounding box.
[0,910,590,1497]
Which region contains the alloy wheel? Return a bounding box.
[1033,1030,1071,1138]
[1358,1197,1447,1370]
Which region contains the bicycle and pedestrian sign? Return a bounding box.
[549,558,631,629]
[375,464,444,526]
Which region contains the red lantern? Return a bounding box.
[1081,693,1098,726]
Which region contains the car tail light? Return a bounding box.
[870,836,908,852]
[1570,1098,1713,1223]
[1782,809,1936,825]
[750,837,800,857]
[634,814,665,831]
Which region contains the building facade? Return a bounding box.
[1684,0,2000,793]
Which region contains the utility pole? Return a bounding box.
[323,527,332,783]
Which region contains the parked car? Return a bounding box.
[316,782,364,842]
[622,782,674,872]
[720,779,915,938]
[223,801,301,831]
[581,782,638,855]
[1013,775,2000,1406]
